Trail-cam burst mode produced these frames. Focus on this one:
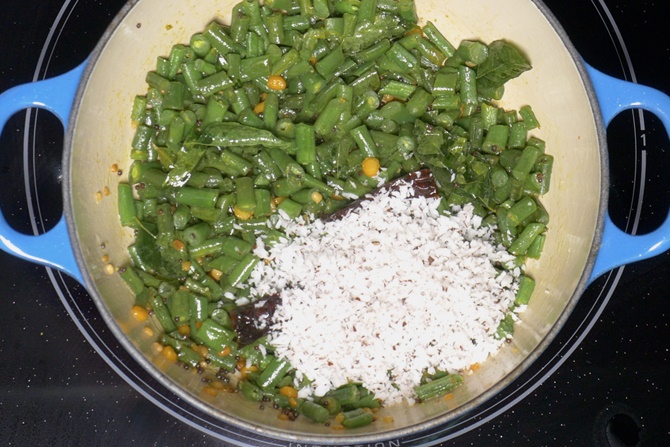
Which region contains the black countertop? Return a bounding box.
[0,1,669,446]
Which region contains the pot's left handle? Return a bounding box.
[587,64,670,282]
[0,63,87,282]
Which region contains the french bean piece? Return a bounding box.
[414,374,464,401]
[341,410,375,428]
[121,0,550,428]
[299,401,330,423]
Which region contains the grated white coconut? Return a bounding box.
[247,181,521,405]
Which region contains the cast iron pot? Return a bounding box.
[1,0,670,443]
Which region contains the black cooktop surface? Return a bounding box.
[1,1,669,446]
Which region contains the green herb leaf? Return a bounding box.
[165,146,205,187]
[495,313,515,339]
[476,40,531,90]
[131,228,182,278]
[431,166,455,189]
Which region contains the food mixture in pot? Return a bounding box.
[117,0,552,428]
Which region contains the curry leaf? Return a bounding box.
[476,40,532,90]
[495,313,515,339]
[431,166,455,189]
[131,227,182,278]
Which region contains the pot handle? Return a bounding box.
[586,63,670,282]
[0,63,86,282]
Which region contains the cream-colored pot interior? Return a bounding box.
[65,0,604,442]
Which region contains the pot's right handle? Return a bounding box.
[0,64,86,282]
[586,64,670,282]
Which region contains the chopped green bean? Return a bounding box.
[299,401,330,423]
[226,253,260,287]
[341,410,375,428]
[414,374,463,401]
[118,183,138,228]
[295,123,317,165]
[508,222,546,256]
